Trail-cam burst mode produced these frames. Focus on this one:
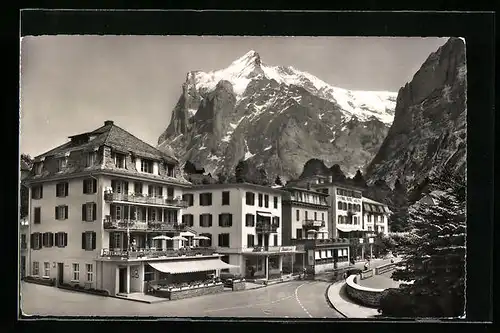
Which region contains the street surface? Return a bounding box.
[20,280,343,318]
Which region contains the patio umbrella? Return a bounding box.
[307,230,318,233]
[152,235,172,240]
[172,236,188,241]
[180,231,196,237]
[193,235,210,240]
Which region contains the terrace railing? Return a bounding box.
[100,247,216,259]
[104,191,188,208]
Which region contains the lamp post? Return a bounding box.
[359,238,364,261]
[369,237,374,260]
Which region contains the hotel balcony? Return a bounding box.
[104,191,188,208]
[302,219,325,228]
[216,245,298,254]
[103,218,187,232]
[256,222,279,234]
[99,247,216,260]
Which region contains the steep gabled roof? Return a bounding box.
[35,121,178,163]
[20,159,31,171]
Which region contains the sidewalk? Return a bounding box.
[327,282,379,318]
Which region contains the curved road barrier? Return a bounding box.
[345,275,388,308]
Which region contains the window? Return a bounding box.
[342,202,347,210]
[199,214,212,227]
[55,205,69,220]
[348,203,352,211]
[57,158,67,171]
[322,212,325,221]
[338,215,342,224]
[264,195,269,208]
[111,180,128,194]
[305,211,308,220]
[166,163,175,177]
[72,263,80,281]
[219,214,233,227]
[83,178,97,194]
[218,233,230,247]
[353,216,358,224]
[167,187,174,198]
[337,201,342,210]
[148,207,158,221]
[182,194,194,206]
[42,232,54,247]
[247,234,254,247]
[296,209,300,221]
[32,262,39,276]
[336,189,341,195]
[368,214,372,222]
[134,182,143,195]
[21,234,27,249]
[199,193,212,206]
[34,207,41,224]
[43,262,50,277]
[32,185,43,199]
[81,202,96,222]
[56,182,69,197]
[182,214,194,227]
[246,192,255,205]
[140,159,153,173]
[148,185,163,197]
[296,229,303,239]
[31,233,42,250]
[243,214,253,227]
[34,162,43,175]
[86,264,93,282]
[368,226,372,231]
[114,153,126,168]
[272,216,280,227]
[222,191,230,205]
[85,152,96,167]
[258,194,263,207]
[274,234,278,246]
[314,212,317,220]
[380,226,385,233]
[81,231,97,251]
[55,232,68,247]
[274,196,278,209]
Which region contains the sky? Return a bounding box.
[20,36,449,157]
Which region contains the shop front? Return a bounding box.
[240,246,304,281]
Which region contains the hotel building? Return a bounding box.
[20,159,31,279]
[24,121,235,297]
[183,183,304,281]
[281,186,351,274]
[362,197,390,236]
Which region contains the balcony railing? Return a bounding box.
[100,247,216,259]
[21,242,27,250]
[104,191,188,208]
[302,220,325,228]
[103,219,185,232]
[216,246,297,254]
[256,223,279,234]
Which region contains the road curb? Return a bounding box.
[325,283,348,318]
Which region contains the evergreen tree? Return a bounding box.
[388,178,411,232]
[235,160,249,183]
[329,164,346,181]
[257,168,269,186]
[382,170,466,317]
[352,169,367,188]
[216,172,228,184]
[275,175,283,186]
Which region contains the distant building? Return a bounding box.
[183,183,304,281]
[362,197,390,236]
[24,121,235,297]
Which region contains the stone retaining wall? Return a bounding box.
[150,283,224,300]
[232,280,246,291]
[375,262,397,275]
[345,275,387,308]
[360,269,374,280]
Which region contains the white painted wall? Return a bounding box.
[290,204,329,239]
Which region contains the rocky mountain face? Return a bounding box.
[365,37,467,194]
[158,51,397,181]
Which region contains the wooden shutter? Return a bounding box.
[38,233,42,249]
[30,234,35,249]
[111,180,116,191]
[148,185,153,196]
[208,194,212,205]
[218,214,222,227]
[55,207,58,220]
[91,232,97,250]
[40,186,43,198]
[83,179,87,194]
[124,182,129,193]
[82,233,86,250]
[48,233,54,247]
[65,182,69,196]
[42,233,46,247]
[229,214,233,227]
[218,234,222,246]
[56,184,60,197]
[65,206,68,219]
[34,208,40,224]
[82,204,87,221]
[158,186,163,196]
[92,179,97,193]
[63,233,68,246]
[209,214,212,227]
[92,203,97,221]
[55,233,60,247]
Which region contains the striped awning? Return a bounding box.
[148,259,238,274]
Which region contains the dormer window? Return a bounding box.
[165,163,175,177]
[85,152,96,167]
[34,162,43,175]
[57,158,67,172]
[114,153,126,169]
[140,159,153,173]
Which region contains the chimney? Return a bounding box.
[104,120,114,126]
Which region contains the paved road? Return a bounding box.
[20,280,343,318]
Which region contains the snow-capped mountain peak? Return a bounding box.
[188,50,397,124]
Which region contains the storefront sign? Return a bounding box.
[280,246,296,252]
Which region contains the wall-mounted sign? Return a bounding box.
[369,238,374,244]
[280,246,296,252]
